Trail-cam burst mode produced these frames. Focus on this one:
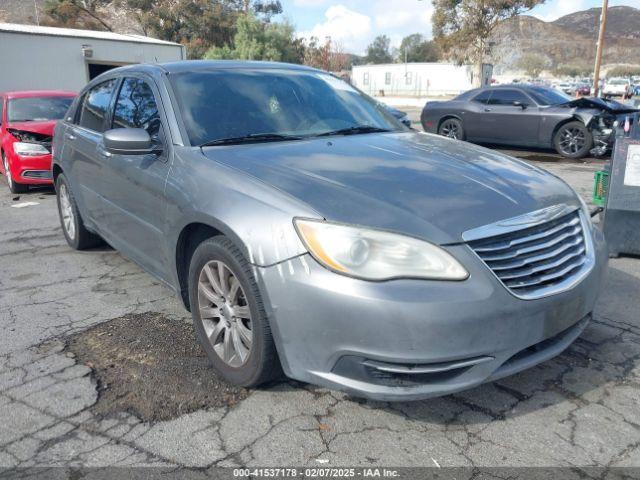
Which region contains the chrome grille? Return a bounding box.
[466,209,591,299]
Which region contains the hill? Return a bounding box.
[492,5,640,74]
[553,5,640,40]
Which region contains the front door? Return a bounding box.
[96,76,171,281]
[463,89,494,141]
[480,89,540,146]
[68,79,119,225]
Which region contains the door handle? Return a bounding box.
[484,108,492,112]
[65,133,76,141]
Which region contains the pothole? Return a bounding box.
[65,312,249,422]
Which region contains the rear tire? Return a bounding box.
[3,152,28,194]
[55,173,102,250]
[438,118,465,140]
[188,236,281,387]
[554,121,593,159]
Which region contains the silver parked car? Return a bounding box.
[53,61,608,401]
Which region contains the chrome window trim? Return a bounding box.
[463,204,595,300]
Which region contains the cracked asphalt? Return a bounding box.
[0,150,639,470]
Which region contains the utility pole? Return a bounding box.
[592,0,608,97]
[33,0,40,26]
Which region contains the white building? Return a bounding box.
[0,23,186,92]
[352,63,493,97]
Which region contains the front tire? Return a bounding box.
[554,121,593,159]
[438,118,465,140]
[55,173,102,250]
[3,152,28,194]
[188,236,281,387]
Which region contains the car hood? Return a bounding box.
[558,97,638,114]
[202,132,580,245]
[6,120,57,136]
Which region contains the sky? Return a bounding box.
[279,0,639,55]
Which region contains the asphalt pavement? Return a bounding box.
[0,138,639,470]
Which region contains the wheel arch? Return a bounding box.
[174,218,255,311]
[52,164,63,185]
[550,117,587,146]
[437,114,463,132]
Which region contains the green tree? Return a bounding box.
[432,0,544,86]
[125,0,243,59]
[396,34,440,63]
[365,35,393,64]
[517,53,549,77]
[205,14,305,64]
[43,0,115,31]
[44,1,282,59]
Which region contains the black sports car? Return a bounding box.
[421,85,638,158]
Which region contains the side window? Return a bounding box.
[488,89,530,106]
[113,77,162,142]
[472,90,492,104]
[78,79,117,132]
[0,97,4,125]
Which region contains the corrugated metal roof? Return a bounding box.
[0,22,182,47]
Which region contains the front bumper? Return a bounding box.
[6,151,53,185]
[257,226,608,401]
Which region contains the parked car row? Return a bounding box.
[4,60,601,401]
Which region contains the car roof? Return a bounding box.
[1,90,76,99]
[482,84,545,90]
[109,60,321,76]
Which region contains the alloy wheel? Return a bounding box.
[58,184,76,240]
[558,126,586,156]
[440,120,460,139]
[197,260,253,368]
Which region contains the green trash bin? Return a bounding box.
[593,170,609,207]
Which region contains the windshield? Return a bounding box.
[169,68,404,146]
[608,79,628,85]
[7,96,74,122]
[526,87,572,106]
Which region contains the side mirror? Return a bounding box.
[103,128,157,155]
[513,101,528,109]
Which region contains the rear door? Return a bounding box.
[66,79,119,223]
[96,75,171,280]
[480,89,540,146]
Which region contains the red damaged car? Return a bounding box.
[1,91,75,193]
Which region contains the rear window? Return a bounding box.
[7,96,74,122]
[608,79,628,85]
[455,89,479,101]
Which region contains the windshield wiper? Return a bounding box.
[315,125,393,137]
[199,133,303,147]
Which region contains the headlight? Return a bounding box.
[294,218,469,281]
[13,142,49,157]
